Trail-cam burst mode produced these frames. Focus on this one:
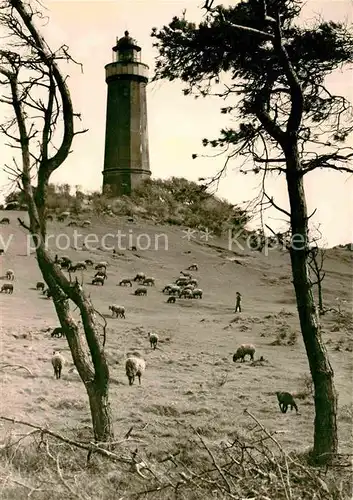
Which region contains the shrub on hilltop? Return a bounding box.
[4,178,249,236]
[128,177,249,235]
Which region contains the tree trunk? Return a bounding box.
[317,280,323,314]
[33,237,115,443]
[285,145,338,464]
[86,381,114,443]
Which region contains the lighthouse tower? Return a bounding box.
[102,31,151,196]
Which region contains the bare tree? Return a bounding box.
[151,0,353,462]
[308,245,326,315]
[0,0,114,442]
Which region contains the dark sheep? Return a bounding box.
[133,272,146,282]
[51,327,65,338]
[92,277,104,286]
[95,271,107,280]
[134,286,147,296]
[167,296,176,303]
[119,279,132,287]
[36,281,45,291]
[143,277,155,286]
[276,391,299,414]
[1,283,13,294]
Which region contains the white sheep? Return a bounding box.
[192,288,203,299]
[51,350,65,379]
[5,269,14,281]
[109,304,125,318]
[125,355,146,385]
[169,285,181,295]
[148,332,158,350]
[143,277,155,286]
[232,344,255,363]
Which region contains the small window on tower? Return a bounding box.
[119,49,133,62]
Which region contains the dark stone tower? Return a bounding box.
[102,31,151,196]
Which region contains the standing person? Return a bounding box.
[235,292,242,312]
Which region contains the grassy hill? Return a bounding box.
[0,210,352,499]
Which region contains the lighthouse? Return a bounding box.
[102,31,151,196]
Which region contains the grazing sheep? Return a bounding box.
[169,285,181,295]
[82,220,91,227]
[232,344,255,363]
[67,220,79,227]
[92,277,104,286]
[95,270,107,280]
[68,262,86,272]
[162,284,172,293]
[148,332,159,349]
[60,258,72,269]
[180,271,192,278]
[75,261,87,270]
[143,277,155,286]
[167,296,176,303]
[192,288,203,299]
[85,259,94,266]
[187,263,198,271]
[95,263,107,271]
[46,214,53,221]
[0,217,10,224]
[51,351,65,379]
[189,278,198,286]
[183,284,195,292]
[133,272,145,282]
[36,281,45,291]
[134,286,147,296]
[1,283,13,294]
[276,391,299,414]
[130,245,137,251]
[125,356,146,385]
[43,288,52,298]
[176,277,189,286]
[119,278,132,287]
[179,288,193,299]
[5,269,14,280]
[109,304,125,318]
[57,212,70,222]
[51,327,65,338]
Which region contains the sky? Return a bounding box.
[0,0,352,246]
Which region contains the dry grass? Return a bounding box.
[0,210,352,498]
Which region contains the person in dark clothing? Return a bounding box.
[235,292,242,312]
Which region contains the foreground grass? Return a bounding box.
[0,414,352,500]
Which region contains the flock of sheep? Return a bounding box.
[0,216,300,414]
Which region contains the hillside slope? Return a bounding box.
[0,211,352,472]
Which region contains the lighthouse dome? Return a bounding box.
[116,31,141,52]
